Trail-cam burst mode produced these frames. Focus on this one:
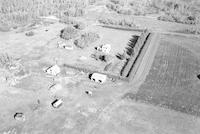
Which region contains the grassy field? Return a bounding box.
[125,35,200,116]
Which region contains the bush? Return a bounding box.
[74,32,100,49]
[152,0,200,24]
[0,24,10,32]
[158,13,199,25]
[0,53,15,69]
[88,0,97,5]
[99,16,137,27]
[91,52,113,63]
[157,14,175,22]
[106,3,121,12]
[59,17,85,30]
[117,8,133,15]
[73,22,85,30]
[25,31,34,36]
[100,55,113,63]
[104,62,113,71]
[110,0,120,5]
[63,8,85,17]
[176,27,200,35]
[60,26,79,40]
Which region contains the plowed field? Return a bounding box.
[132,35,200,116]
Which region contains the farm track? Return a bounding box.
[99,25,200,38]
[131,33,160,87]
[127,33,152,81]
[98,24,145,32]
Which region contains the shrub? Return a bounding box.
[117,8,133,15]
[110,0,120,5]
[59,17,73,24]
[91,52,113,63]
[0,24,10,32]
[152,0,200,24]
[157,14,175,22]
[0,53,15,69]
[25,31,34,36]
[116,51,128,60]
[99,16,137,27]
[73,22,85,30]
[106,3,121,12]
[104,62,113,71]
[176,27,200,35]
[158,13,199,25]
[63,8,85,17]
[60,26,79,40]
[88,0,97,5]
[59,17,85,30]
[74,32,100,49]
[100,55,113,63]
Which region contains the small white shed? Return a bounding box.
[90,73,107,83]
[97,44,111,54]
[45,65,61,76]
[52,99,63,108]
[101,44,111,53]
[57,41,73,50]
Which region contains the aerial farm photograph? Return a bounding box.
[0,0,200,133]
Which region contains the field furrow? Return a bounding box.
[128,35,200,116]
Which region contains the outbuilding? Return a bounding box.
[45,65,61,76]
[57,41,73,50]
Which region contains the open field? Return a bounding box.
[124,34,200,116]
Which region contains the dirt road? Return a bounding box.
[131,32,160,89]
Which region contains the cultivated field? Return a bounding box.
[125,34,200,116]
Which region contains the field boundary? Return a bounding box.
[98,24,145,32]
[127,33,154,81]
[62,64,128,81]
[121,30,151,79]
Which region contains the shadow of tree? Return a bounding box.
[119,35,139,75]
[116,35,139,60]
[126,35,139,56]
[197,74,200,79]
[116,52,125,60]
